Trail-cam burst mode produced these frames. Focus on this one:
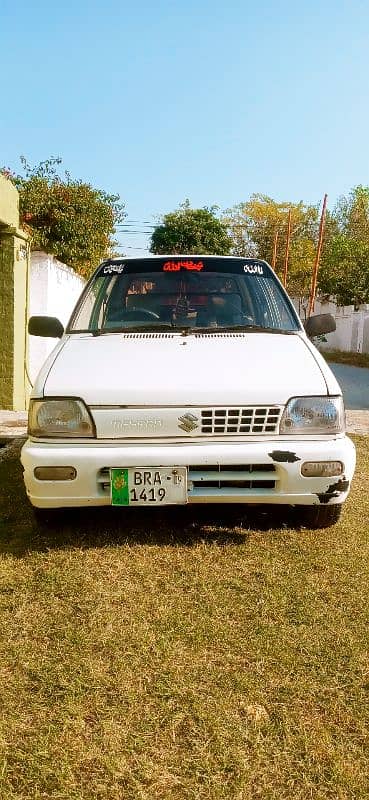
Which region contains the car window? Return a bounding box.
[68,259,301,333]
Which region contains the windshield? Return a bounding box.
[68,257,301,334]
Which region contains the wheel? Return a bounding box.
[298,504,342,529]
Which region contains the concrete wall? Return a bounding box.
[0,235,16,408]
[0,177,86,408]
[28,252,85,384]
[294,297,369,353]
[0,173,19,230]
[0,174,29,410]
[13,240,29,409]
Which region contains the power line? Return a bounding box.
[117,222,320,232]
[115,245,150,251]
[120,220,158,225]
[117,222,155,226]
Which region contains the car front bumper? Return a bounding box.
[21,435,356,509]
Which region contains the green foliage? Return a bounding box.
[224,194,319,298]
[4,157,369,304]
[287,236,317,299]
[320,186,369,305]
[7,157,126,277]
[224,189,369,305]
[150,201,232,256]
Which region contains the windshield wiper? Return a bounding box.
[195,324,295,334]
[95,323,194,335]
[90,322,296,336]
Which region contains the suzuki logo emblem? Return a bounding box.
[178,413,199,433]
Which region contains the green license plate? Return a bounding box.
[110,467,187,506]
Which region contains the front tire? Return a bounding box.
[299,504,342,529]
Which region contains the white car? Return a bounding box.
[21,255,356,528]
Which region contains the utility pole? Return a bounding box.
[282,208,292,288]
[271,229,279,269]
[308,194,328,316]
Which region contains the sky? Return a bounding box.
[1,0,369,255]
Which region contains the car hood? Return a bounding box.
[39,330,340,406]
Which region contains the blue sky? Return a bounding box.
[1,0,369,254]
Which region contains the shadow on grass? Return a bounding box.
[0,449,297,556]
[1,505,299,557]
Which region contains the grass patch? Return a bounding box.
[322,349,369,369]
[0,438,368,798]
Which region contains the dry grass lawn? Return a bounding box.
[322,349,369,369]
[0,436,368,799]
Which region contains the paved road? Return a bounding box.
[329,362,369,410]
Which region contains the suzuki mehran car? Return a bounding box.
[22,256,356,528]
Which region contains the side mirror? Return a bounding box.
[304,313,336,338]
[28,316,64,338]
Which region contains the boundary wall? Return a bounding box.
[293,298,369,354]
[0,174,29,410]
[28,252,85,386]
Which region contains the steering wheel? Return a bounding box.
[125,307,160,320]
[109,307,160,322]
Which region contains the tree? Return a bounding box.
[3,157,126,277]
[150,201,232,255]
[224,194,319,299]
[319,186,369,305]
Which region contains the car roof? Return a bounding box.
[102,255,270,264]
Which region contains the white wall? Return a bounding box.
[28,251,85,384]
[293,297,369,353]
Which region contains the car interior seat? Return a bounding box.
[209,293,244,325]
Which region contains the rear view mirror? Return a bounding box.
[304,313,336,338]
[28,316,64,338]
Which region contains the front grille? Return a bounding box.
[201,407,281,435]
[98,468,111,494]
[188,463,277,494]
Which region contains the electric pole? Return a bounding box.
[272,230,279,269]
[282,208,292,288]
[308,194,328,316]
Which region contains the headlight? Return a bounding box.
[280,396,344,435]
[28,399,95,438]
